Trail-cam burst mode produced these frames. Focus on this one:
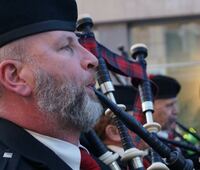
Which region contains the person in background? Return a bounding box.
[0,0,109,169]
[150,75,200,169]
[150,74,181,139]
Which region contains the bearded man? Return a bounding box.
[0,0,105,169]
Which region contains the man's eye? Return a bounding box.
[61,45,73,53]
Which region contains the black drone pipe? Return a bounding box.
[158,136,200,154]
[130,43,169,170]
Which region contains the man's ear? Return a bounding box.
[0,60,32,96]
[105,124,121,142]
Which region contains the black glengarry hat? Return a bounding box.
[0,0,77,47]
[150,75,181,99]
[113,85,137,111]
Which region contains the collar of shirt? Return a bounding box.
[26,130,85,170]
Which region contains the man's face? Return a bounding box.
[153,97,179,131]
[25,31,103,131]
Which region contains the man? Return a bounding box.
[150,74,181,139]
[0,0,105,169]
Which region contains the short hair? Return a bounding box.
[94,115,115,141]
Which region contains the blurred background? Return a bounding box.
[77,0,200,132]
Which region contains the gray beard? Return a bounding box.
[33,68,103,132]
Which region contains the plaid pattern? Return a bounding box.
[78,33,144,82]
[131,93,147,148]
[79,32,147,147]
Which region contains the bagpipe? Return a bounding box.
[76,16,194,170]
[77,16,145,170]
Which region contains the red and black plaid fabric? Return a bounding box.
[129,92,147,148]
[78,33,145,82]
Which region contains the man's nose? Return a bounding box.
[172,104,179,116]
[80,46,98,70]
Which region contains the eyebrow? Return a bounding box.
[55,33,79,47]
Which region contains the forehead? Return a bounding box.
[26,31,78,44]
[12,31,79,55]
[155,97,177,106]
[1,31,78,54]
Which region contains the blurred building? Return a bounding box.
[77,0,200,130]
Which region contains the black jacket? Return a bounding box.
[0,118,73,170]
[0,118,111,170]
